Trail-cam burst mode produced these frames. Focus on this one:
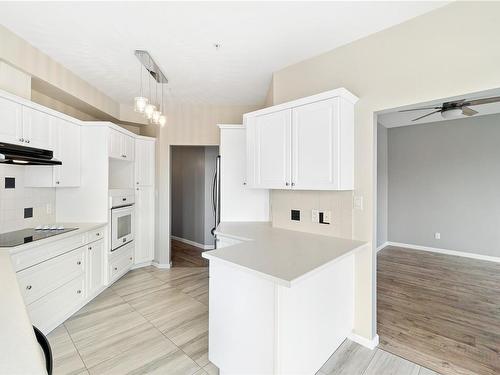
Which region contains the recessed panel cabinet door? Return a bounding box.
[135,186,155,263]
[291,99,341,190]
[135,139,155,186]
[0,96,22,144]
[54,119,81,187]
[251,110,292,189]
[22,107,53,149]
[87,239,104,297]
[108,129,123,159]
[122,135,135,161]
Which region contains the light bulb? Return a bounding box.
[159,114,167,127]
[144,104,156,119]
[152,110,161,124]
[134,96,148,113]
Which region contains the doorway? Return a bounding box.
[170,145,219,267]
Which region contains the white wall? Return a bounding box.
[271,1,500,340]
[387,114,500,258]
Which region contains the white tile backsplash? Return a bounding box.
[0,165,55,233]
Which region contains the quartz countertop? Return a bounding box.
[0,222,106,374]
[202,222,366,287]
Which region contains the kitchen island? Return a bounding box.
[202,222,374,375]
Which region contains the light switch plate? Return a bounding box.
[323,210,332,224]
[311,209,319,223]
[353,196,364,210]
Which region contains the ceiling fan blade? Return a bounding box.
[399,106,442,113]
[412,110,441,121]
[462,106,478,116]
[462,96,500,107]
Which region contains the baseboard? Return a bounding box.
[131,261,153,270]
[386,241,500,263]
[376,242,389,252]
[171,235,215,250]
[152,261,171,269]
[349,332,379,350]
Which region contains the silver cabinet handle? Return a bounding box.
[243,182,247,185]
[20,137,24,142]
[26,139,30,143]
[77,261,81,265]
[291,182,295,186]
[56,181,60,185]
[77,290,82,294]
[26,285,32,290]
[129,257,133,261]
[96,232,100,236]
[136,182,139,185]
[88,246,92,250]
[114,267,118,271]
[285,182,290,186]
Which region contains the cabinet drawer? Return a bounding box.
[11,233,87,272]
[17,246,85,305]
[87,227,105,243]
[27,276,85,333]
[109,245,134,283]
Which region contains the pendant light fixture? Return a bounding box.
[133,50,168,125]
[134,63,148,113]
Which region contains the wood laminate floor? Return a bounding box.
[48,264,437,375]
[171,239,209,267]
[378,246,500,375]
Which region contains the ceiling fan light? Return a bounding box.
[159,114,167,127]
[152,109,161,124]
[134,96,148,113]
[144,104,156,119]
[441,108,462,120]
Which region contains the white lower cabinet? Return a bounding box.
[86,239,105,299]
[15,226,106,334]
[109,242,134,284]
[135,186,155,264]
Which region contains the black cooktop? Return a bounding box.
[0,228,78,247]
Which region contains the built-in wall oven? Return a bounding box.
[110,190,135,251]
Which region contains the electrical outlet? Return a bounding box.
[311,209,319,223]
[291,209,300,221]
[435,232,441,240]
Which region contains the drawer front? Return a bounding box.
[87,226,106,244]
[27,276,85,333]
[109,245,134,283]
[11,233,87,271]
[17,246,85,305]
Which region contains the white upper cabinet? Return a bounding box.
[53,118,81,187]
[0,96,23,145]
[108,128,135,161]
[135,138,155,186]
[245,88,357,191]
[22,107,53,149]
[247,110,291,189]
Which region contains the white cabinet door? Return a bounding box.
[54,119,81,187]
[249,110,291,189]
[22,106,53,149]
[0,96,23,145]
[135,186,155,264]
[291,98,340,190]
[135,138,155,186]
[87,239,105,298]
[122,135,135,161]
[108,129,122,159]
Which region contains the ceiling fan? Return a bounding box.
[399,95,500,121]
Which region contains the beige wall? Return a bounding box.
[0,61,31,99]
[271,1,500,340]
[151,102,260,266]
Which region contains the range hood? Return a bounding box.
[0,142,62,166]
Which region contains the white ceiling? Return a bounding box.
[0,1,447,107]
[378,88,500,128]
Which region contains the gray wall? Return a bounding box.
[204,147,219,246]
[171,146,218,247]
[377,124,388,247]
[387,113,500,257]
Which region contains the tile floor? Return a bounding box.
[48,266,439,375]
